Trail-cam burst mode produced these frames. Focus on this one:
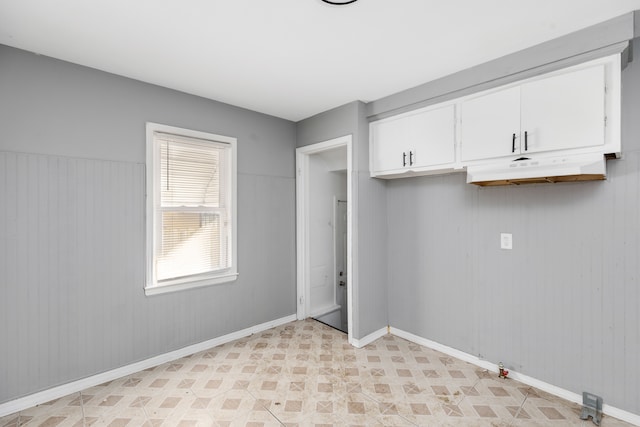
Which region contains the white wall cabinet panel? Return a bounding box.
[407,105,456,168]
[520,65,605,154]
[461,64,606,162]
[372,115,407,172]
[460,87,520,162]
[370,104,456,177]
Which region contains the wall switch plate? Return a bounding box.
[501,233,513,250]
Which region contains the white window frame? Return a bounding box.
[145,122,238,296]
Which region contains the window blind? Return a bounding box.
[154,132,230,281]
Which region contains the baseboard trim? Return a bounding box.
[0,314,297,418]
[351,326,388,348]
[390,327,640,427]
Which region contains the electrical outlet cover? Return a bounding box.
[500,233,513,250]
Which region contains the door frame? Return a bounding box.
[296,135,353,342]
[333,197,348,332]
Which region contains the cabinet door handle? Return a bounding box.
[409,151,414,166]
[524,131,528,151]
[512,133,516,153]
[402,152,407,167]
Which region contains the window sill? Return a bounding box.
[145,272,238,296]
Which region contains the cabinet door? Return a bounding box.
[371,116,407,172]
[520,65,605,154]
[460,86,521,161]
[408,105,456,168]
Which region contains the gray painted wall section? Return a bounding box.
[0,45,297,403]
[386,39,640,414]
[296,103,358,151]
[353,102,388,339]
[296,102,388,339]
[367,11,636,120]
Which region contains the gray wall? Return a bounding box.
[386,38,640,414]
[296,102,388,339]
[0,44,297,403]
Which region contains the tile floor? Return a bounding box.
[0,319,634,426]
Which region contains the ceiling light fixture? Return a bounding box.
[320,0,358,5]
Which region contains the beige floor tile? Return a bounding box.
[597,415,640,427]
[22,405,84,427]
[0,414,21,427]
[161,410,215,427]
[5,320,637,427]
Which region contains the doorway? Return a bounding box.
[296,136,353,338]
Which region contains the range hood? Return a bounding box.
[467,153,607,186]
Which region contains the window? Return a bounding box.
[145,123,237,295]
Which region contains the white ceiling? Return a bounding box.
[1,1,640,122]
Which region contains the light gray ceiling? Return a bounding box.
[1,0,640,121]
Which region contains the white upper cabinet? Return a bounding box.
[460,86,520,162]
[371,113,407,173]
[369,54,620,180]
[370,104,456,177]
[520,65,605,154]
[461,63,607,162]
